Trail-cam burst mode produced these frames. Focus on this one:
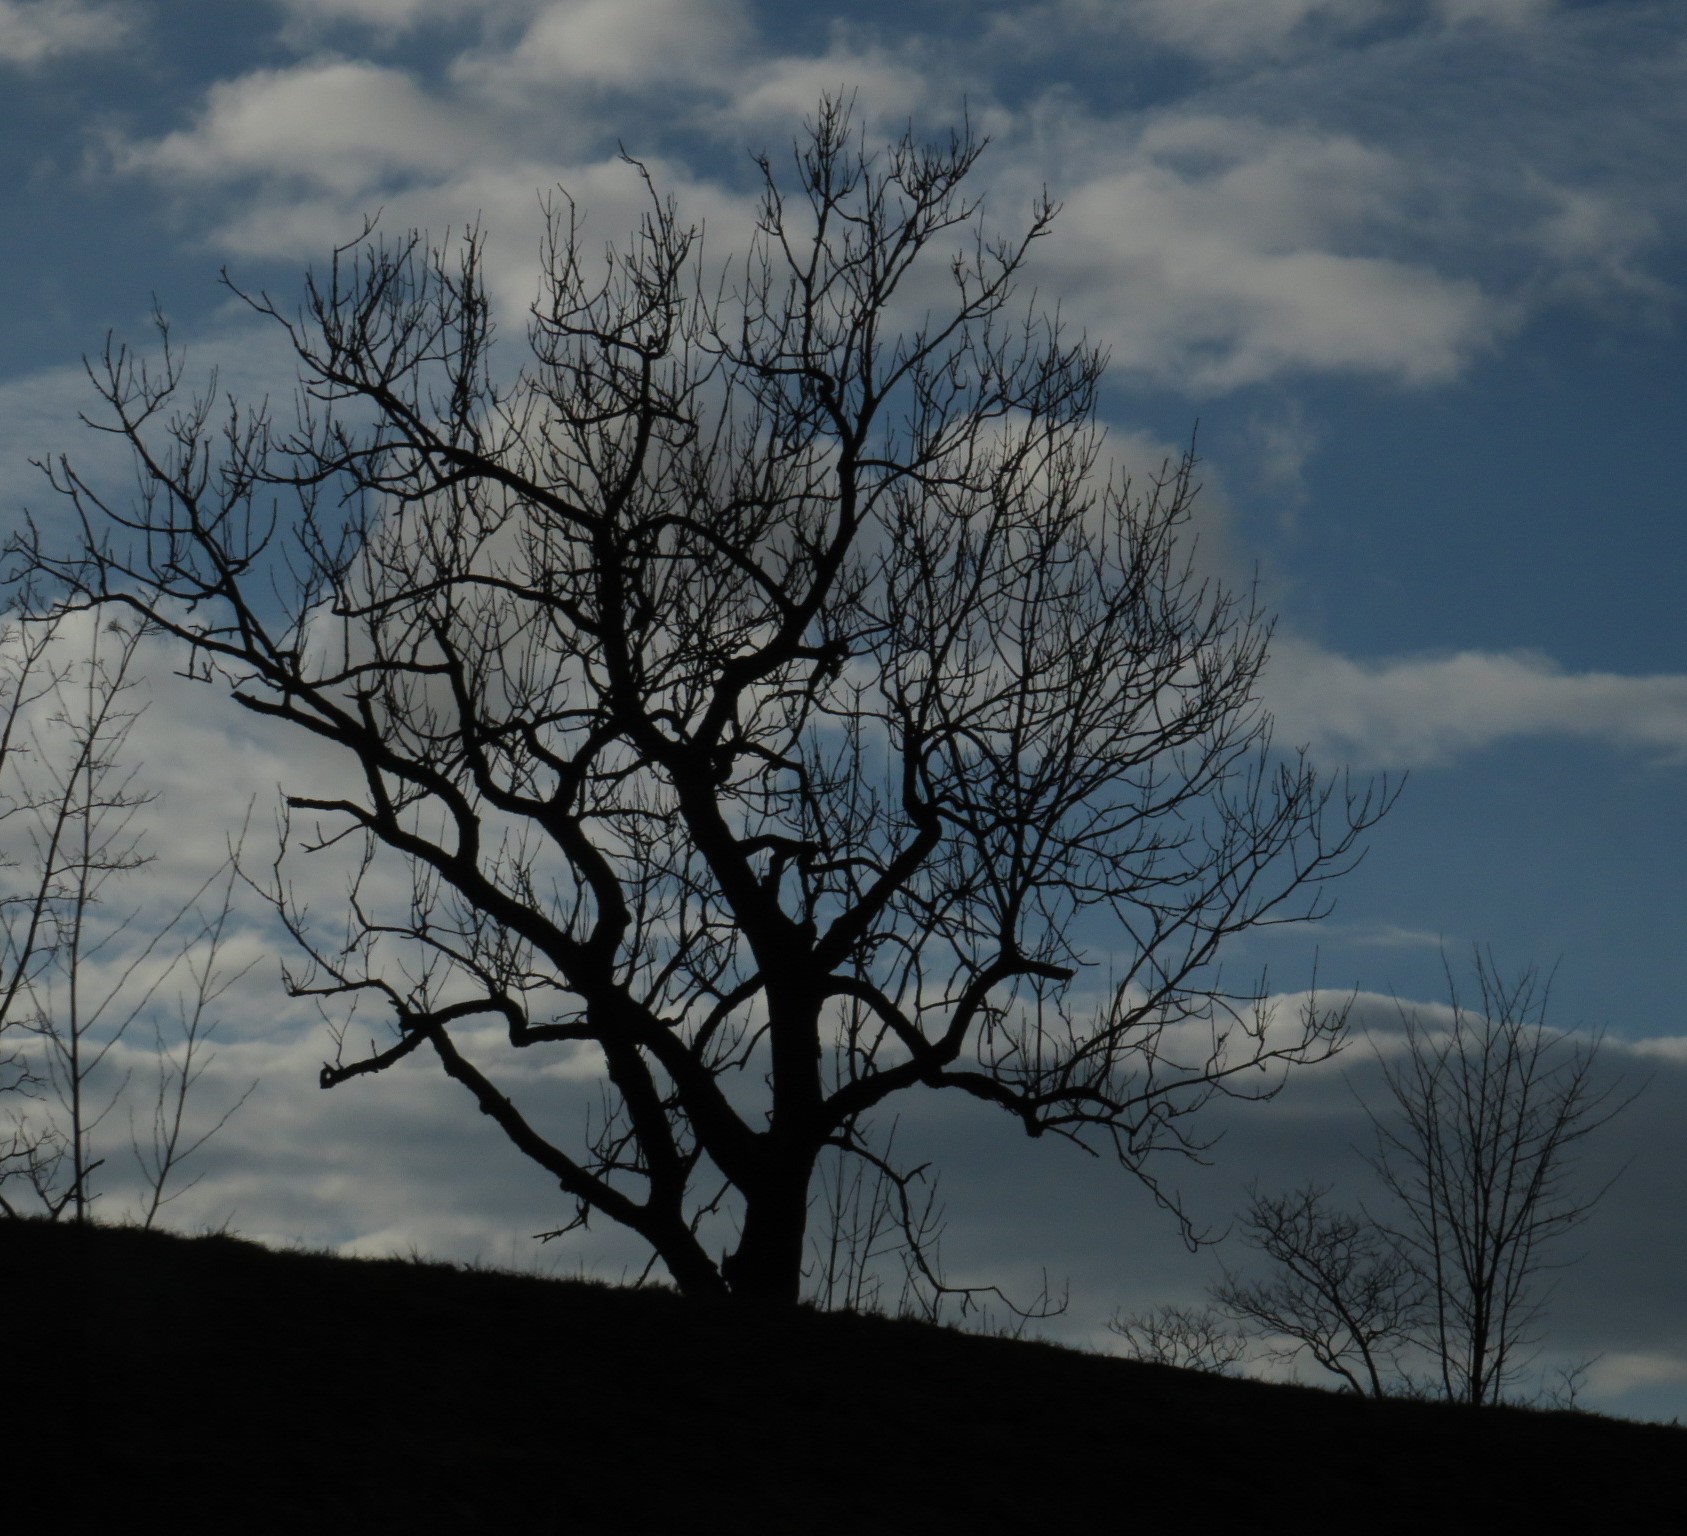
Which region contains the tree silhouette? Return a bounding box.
[1210,1182,1419,1396]
[1108,1302,1249,1375]
[17,100,1390,1302]
[1196,953,1634,1402]
[1369,953,1632,1404]
[0,611,254,1221]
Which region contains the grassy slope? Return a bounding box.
[8,1219,1681,1533]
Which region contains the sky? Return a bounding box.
[1,0,1684,1418]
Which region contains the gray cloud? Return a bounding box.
[0,0,134,65]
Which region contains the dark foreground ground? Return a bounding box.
[7,1219,1682,1532]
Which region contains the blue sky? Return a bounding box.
[2,0,1683,1416]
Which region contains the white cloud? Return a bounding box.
[120,58,486,196]
[463,0,753,94]
[1013,111,1500,388]
[724,44,936,133]
[0,0,132,65]
[1265,638,1687,767]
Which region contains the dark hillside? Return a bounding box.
[7,1220,1680,1532]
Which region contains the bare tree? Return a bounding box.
[0,612,68,1207]
[1204,954,1634,1403]
[0,609,254,1222]
[129,844,258,1229]
[1210,1183,1420,1397]
[0,611,156,1216]
[16,99,1391,1302]
[1369,952,1632,1406]
[1108,1303,1249,1374]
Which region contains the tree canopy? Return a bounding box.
[15,100,1391,1303]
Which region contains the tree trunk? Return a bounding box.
[721,1163,815,1305]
